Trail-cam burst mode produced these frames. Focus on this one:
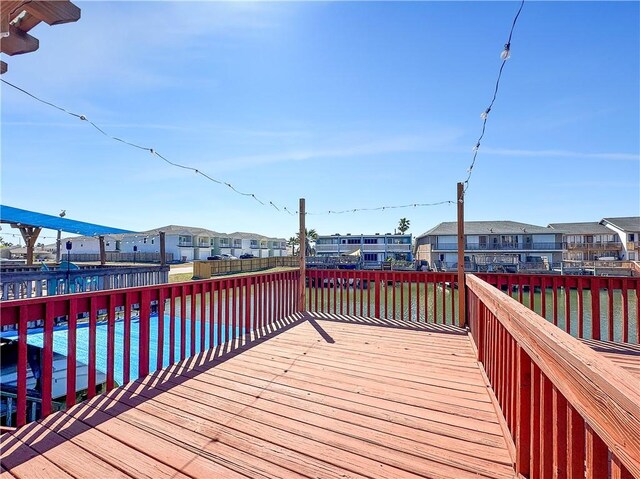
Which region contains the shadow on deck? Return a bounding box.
[1,313,518,478]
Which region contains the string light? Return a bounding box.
[0,78,287,212]
[500,44,511,61]
[463,0,525,194]
[303,201,454,216]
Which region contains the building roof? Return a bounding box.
[548,222,613,235]
[417,221,557,239]
[317,233,411,238]
[0,205,134,236]
[601,217,640,232]
[140,225,227,238]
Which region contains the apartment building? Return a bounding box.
[63,225,288,262]
[415,221,564,271]
[548,222,623,261]
[315,233,412,265]
[600,217,640,261]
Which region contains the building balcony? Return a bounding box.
[434,243,564,251]
[565,241,622,250]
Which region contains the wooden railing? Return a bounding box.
[466,274,640,478]
[0,269,299,427]
[477,273,639,343]
[305,269,460,325]
[193,256,298,278]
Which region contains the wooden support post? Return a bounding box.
[159,231,166,266]
[99,236,106,266]
[15,225,42,266]
[298,198,306,312]
[457,182,466,327]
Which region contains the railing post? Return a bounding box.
[298,198,306,313]
[516,345,531,476]
[457,182,466,327]
[374,272,381,319]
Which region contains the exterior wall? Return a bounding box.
[602,222,640,260]
[315,234,412,262]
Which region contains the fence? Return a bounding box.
[305,269,460,325]
[193,256,298,278]
[65,252,174,263]
[477,273,639,343]
[466,274,639,479]
[0,265,170,300]
[0,269,299,427]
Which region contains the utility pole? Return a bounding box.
[457,183,466,327]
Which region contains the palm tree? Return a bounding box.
[398,218,410,234]
[287,236,299,255]
[296,228,318,256]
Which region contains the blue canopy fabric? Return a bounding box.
[0,205,134,236]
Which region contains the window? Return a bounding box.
[363,238,377,244]
[629,234,636,242]
[364,253,377,261]
[106,242,110,247]
[151,239,154,245]
[143,238,147,244]
[347,238,360,244]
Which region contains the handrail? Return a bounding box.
[305,269,460,325]
[476,273,639,343]
[466,274,640,477]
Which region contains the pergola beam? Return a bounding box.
[24,1,81,26]
[0,24,39,56]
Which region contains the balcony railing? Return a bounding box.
[0,270,299,427]
[434,242,563,251]
[466,274,640,478]
[565,241,622,249]
[475,273,639,343]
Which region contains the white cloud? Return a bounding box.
[481,147,639,162]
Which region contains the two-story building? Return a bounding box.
[600,217,640,261]
[62,225,288,262]
[414,221,564,271]
[548,222,623,261]
[315,233,412,266]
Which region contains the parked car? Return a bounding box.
[221,253,238,260]
[207,255,223,260]
[239,253,255,259]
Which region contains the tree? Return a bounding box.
[296,228,318,256]
[287,236,299,255]
[398,218,410,234]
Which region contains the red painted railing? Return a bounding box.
[477,273,640,343]
[305,269,460,325]
[0,270,299,427]
[467,274,640,479]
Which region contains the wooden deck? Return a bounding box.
[1,313,518,479]
[583,338,640,380]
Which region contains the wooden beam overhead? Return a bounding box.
[0,24,39,56]
[0,61,7,75]
[0,0,79,70]
[24,1,81,26]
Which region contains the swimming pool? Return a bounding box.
[2,314,235,387]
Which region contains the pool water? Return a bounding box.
[4,315,236,387]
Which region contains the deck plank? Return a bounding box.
[1,314,517,479]
[582,338,640,380]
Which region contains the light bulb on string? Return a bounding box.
[500,43,511,60]
[480,108,491,120]
[472,143,480,152]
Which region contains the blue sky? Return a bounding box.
[1,1,638,244]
